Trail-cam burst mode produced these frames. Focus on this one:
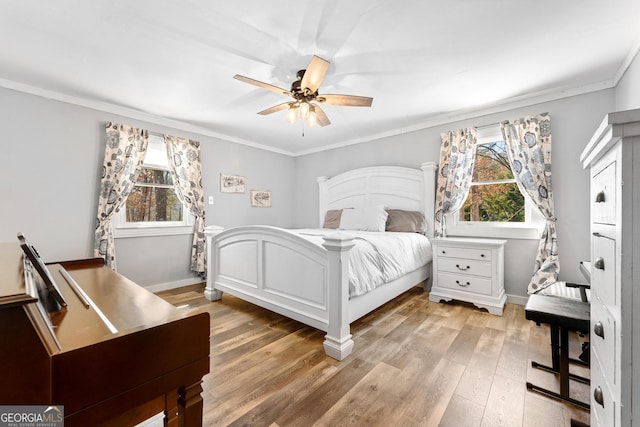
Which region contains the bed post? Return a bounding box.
[322,233,355,361]
[421,162,438,240]
[204,225,224,301]
[317,176,329,227]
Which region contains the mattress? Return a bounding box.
[293,229,433,297]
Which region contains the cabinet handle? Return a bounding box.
[595,191,606,203]
[594,257,605,270]
[480,253,485,258]
[594,386,604,407]
[594,321,604,339]
[441,250,446,255]
[455,280,470,287]
[456,264,470,271]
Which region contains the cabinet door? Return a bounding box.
[590,299,616,387]
[592,234,616,307]
[591,355,616,427]
[592,158,616,225]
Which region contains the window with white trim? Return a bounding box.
[445,126,543,239]
[113,134,194,238]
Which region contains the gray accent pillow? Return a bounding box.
[323,209,342,229]
[385,209,426,233]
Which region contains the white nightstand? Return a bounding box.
[429,237,507,315]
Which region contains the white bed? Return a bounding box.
[204,163,437,360]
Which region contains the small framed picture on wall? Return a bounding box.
[220,173,245,193]
[251,190,272,207]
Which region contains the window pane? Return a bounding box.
[136,168,174,185]
[473,141,513,181]
[459,182,525,222]
[125,185,183,222]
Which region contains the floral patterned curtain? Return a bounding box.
[434,128,478,237]
[164,135,206,275]
[501,113,558,294]
[95,123,148,270]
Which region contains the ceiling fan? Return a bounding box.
[233,55,373,127]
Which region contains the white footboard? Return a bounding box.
[205,225,355,360]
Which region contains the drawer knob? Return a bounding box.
[594,321,605,339]
[441,250,446,255]
[456,264,470,271]
[595,191,606,203]
[594,257,605,270]
[594,386,604,407]
[455,280,470,287]
[480,253,485,258]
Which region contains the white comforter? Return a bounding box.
[292,229,433,297]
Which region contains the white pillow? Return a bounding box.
[339,205,388,232]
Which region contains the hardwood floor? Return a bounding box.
[156,284,591,426]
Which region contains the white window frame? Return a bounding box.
[113,134,194,238]
[444,125,544,240]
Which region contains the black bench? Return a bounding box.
[525,293,590,409]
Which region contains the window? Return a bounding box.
[445,125,543,239]
[113,135,194,238]
[460,140,524,223]
[125,168,183,222]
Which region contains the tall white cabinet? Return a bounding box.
[580,108,640,427]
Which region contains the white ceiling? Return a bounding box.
[1,1,639,155]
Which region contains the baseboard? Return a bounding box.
[145,278,202,293]
[505,293,529,306]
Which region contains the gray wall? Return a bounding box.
[293,90,616,298]
[615,50,640,111]
[0,86,295,288]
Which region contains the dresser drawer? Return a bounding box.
[436,246,491,261]
[437,258,492,278]
[592,234,616,307]
[591,300,616,386]
[436,272,492,295]
[592,159,616,225]
[591,354,616,427]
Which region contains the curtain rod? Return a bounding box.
[475,122,501,130]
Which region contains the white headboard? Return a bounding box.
[317,162,438,238]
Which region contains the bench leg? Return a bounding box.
[531,324,589,384]
[527,325,590,410]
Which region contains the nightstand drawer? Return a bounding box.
[436,246,491,261]
[437,272,492,295]
[438,258,492,278]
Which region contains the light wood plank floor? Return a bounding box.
[156,284,591,427]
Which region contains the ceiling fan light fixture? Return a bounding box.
[307,105,317,127]
[299,101,310,120]
[287,105,298,124]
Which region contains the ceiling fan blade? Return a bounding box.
[313,104,331,127]
[317,94,373,107]
[233,74,292,97]
[257,102,292,115]
[300,55,330,93]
